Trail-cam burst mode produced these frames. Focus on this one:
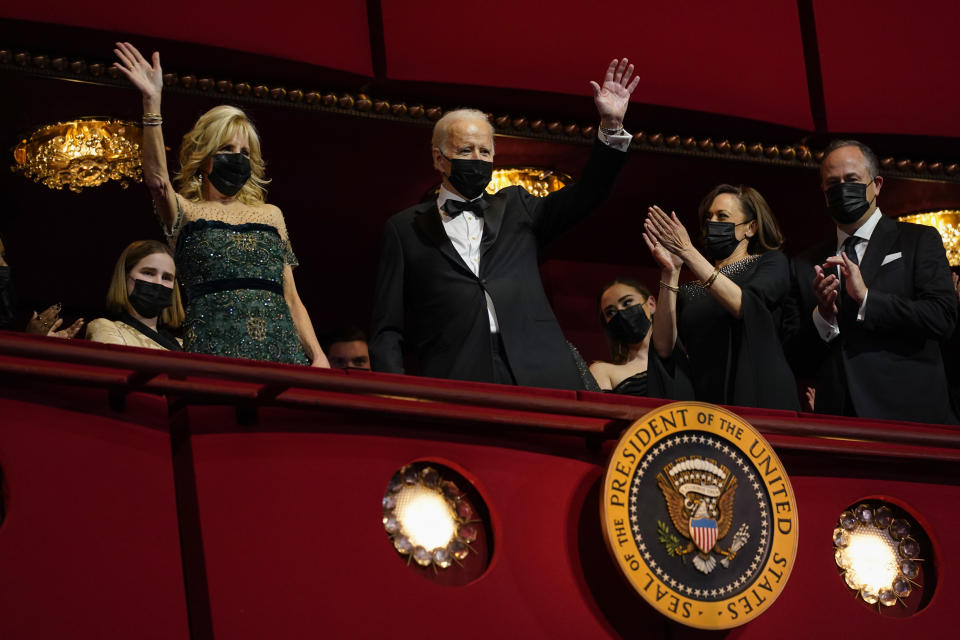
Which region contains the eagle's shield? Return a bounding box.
[689,518,718,554]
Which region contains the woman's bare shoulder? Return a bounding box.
[589,360,615,389]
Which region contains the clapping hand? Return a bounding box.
[25,303,59,335]
[590,58,640,130]
[824,254,868,306]
[644,206,694,262]
[25,303,84,339]
[643,230,683,273]
[812,265,840,324]
[49,317,84,339]
[113,42,163,103]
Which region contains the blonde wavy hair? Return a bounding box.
[174,105,269,205]
[106,240,185,328]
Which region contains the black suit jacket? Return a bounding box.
[787,215,957,423]
[370,138,628,389]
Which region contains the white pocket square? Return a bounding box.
[881,252,902,266]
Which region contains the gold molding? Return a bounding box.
[3,47,959,182]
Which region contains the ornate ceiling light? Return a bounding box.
[12,118,142,193]
[898,211,960,266]
[486,167,570,196]
[426,166,571,201]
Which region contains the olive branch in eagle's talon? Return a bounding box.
[657,520,689,563]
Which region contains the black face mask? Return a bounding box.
[128,279,173,319]
[606,303,651,344]
[442,153,493,200]
[825,181,874,225]
[205,153,251,197]
[0,265,10,291]
[704,221,750,261]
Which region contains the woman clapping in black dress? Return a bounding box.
[643,184,799,411]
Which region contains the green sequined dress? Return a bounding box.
[172,214,309,365]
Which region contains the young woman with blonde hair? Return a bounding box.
[87,240,185,350]
[113,42,328,366]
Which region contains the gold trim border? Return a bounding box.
[2,47,959,182]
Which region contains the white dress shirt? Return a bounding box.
[436,128,633,333]
[438,185,500,332]
[812,208,884,342]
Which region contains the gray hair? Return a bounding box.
[431,109,494,152]
[822,139,880,179]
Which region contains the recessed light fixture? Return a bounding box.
[383,464,481,571]
[834,502,924,610]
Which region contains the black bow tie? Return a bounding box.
[442,198,489,217]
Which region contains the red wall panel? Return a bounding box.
[1,337,958,638]
[815,0,960,137]
[382,0,814,130]
[0,394,189,640]
[0,1,373,76]
[8,1,960,141]
[188,410,634,638]
[187,405,960,638]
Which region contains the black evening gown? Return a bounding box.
[611,371,648,396]
[647,251,800,411]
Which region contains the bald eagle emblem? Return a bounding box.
[657,456,749,574]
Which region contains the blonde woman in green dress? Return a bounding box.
[113,42,328,367]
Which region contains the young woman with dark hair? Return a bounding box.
[589,277,656,395]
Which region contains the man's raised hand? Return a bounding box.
[589,58,640,130]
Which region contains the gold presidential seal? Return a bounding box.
[601,402,798,630]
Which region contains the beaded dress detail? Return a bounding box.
[679,254,761,300]
[163,196,308,364]
[652,251,799,410]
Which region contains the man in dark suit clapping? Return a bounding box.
[787,140,957,423]
[370,59,638,389]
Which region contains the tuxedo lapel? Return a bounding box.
[860,215,898,284]
[414,203,473,275]
[480,194,505,258]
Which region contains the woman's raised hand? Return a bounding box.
[644,206,694,260]
[113,42,162,103]
[643,231,683,272]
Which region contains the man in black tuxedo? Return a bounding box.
[370,59,638,389]
[788,140,957,423]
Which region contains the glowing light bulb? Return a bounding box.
[842,528,899,591]
[393,484,457,551]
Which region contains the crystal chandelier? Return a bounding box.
[898,210,960,266]
[426,166,571,201]
[485,166,571,196]
[12,118,142,193]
